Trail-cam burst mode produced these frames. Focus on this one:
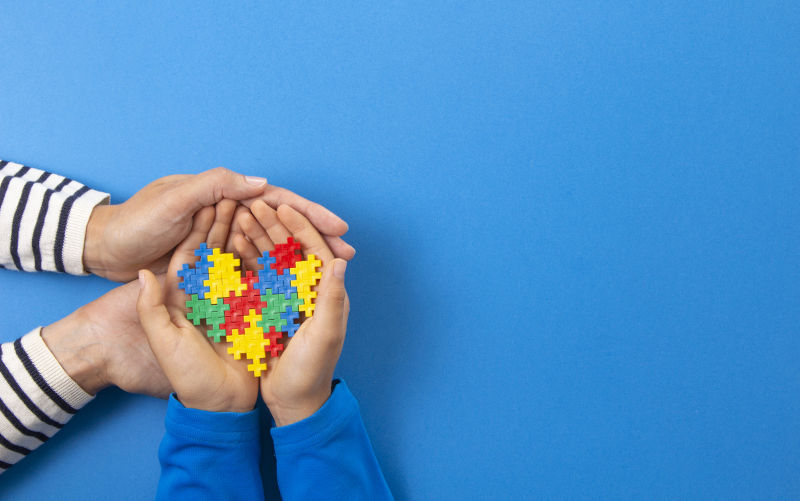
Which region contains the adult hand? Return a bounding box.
[84,167,354,282]
[41,276,172,398]
[232,203,349,426]
[136,201,259,413]
[40,199,249,399]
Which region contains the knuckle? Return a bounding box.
[201,166,233,186]
[326,286,347,306]
[209,166,230,177]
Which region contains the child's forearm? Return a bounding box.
[156,396,264,501]
[272,380,393,500]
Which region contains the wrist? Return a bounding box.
[177,392,256,414]
[83,204,113,278]
[41,308,109,395]
[266,389,332,427]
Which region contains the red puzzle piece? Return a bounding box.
[270,237,303,275]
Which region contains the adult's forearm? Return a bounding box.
[0,159,109,275]
[0,329,94,473]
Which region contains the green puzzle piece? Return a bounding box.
[261,290,303,316]
[186,294,211,325]
[185,293,229,342]
[257,311,287,332]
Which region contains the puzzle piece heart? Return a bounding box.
[177,238,322,377]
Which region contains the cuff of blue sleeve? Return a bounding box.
[271,379,360,454]
[165,394,260,444]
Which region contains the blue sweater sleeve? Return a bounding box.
[271,380,393,500]
[156,395,264,501]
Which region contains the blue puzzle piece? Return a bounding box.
[195,243,214,259]
[194,243,214,275]
[257,252,276,269]
[256,253,280,295]
[256,273,279,295]
[178,263,210,298]
[280,306,300,337]
[177,264,193,290]
[273,268,297,299]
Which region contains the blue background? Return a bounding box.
[1,2,798,499]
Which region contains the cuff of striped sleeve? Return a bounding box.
[63,190,110,276]
[0,329,94,472]
[21,328,94,410]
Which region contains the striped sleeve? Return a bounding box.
[0,328,94,473]
[0,159,110,275]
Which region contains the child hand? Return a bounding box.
[232,201,349,426]
[136,200,259,413]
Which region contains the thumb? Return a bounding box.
[136,269,181,357]
[183,167,267,212]
[307,259,349,348]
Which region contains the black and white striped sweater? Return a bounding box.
[0,159,108,472]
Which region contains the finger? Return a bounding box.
[225,206,248,254]
[241,185,348,237]
[209,200,236,247]
[137,270,183,359]
[138,269,230,400]
[236,205,275,254]
[208,199,237,250]
[305,259,349,351]
[276,205,335,263]
[323,235,356,261]
[250,200,292,247]
[174,167,268,214]
[233,233,261,272]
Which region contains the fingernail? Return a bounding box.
[138,270,145,289]
[333,259,347,279]
[245,175,267,186]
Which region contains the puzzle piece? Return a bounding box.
[194,242,214,260]
[280,306,301,337]
[255,254,277,292]
[257,308,287,333]
[243,309,269,377]
[264,326,285,357]
[204,248,248,304]
[186,294,211,325]
[291,255,322,317]
[271,237,303,275]
[178,262,212,298]
[273,269,298,299]
[205,303,230,342]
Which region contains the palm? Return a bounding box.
[233,248,315,406]
[160,285,259,413]
[137,202,260,414]
[228,202,347,425]
[259,320,327,412]
[83,279,171,398]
